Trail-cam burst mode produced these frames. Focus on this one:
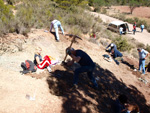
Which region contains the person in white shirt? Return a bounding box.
[50,20,64,42]
[140,24,144,32]
[137,48,149,75]
[119,27,123,35]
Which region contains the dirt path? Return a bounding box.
[90,12,150,45]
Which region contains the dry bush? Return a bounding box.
[147,25,150,33]
[113,36,133,52]
[145,44,150,53]
[136,42,145,49]
[131,49,139,59]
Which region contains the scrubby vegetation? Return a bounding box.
[1,0,150,57]
[111,14,149,29]
[0,0,14,35]
[113,36,133,51]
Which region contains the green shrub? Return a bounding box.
[101,8,107,14]
[64,12,93,34]
[118,14,126,21]
[136,42,145,49]
[113,36,133,51]
[131,49,139,59]
[147,25,150,33]
[0,0,14,35]
[145,44,150,53]
[125,18,134,24]
[68,25,82,37]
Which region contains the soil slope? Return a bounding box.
[0,28,150,113]
[90,11,150,45]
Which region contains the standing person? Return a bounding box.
[119,26,123,35]
[50,19,64,42]
[133,22,136,35]
[66,48,98,88]
[34,47,52,72]
[137,48,149,75]
[140,24,144,32]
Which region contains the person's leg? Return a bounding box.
[50,23,53,32]
[133,29,135,35]
[120,31,122,35]
[142,60,146,74]
[55,27,59,41]
[59,25,64,34]
[37,59,51,69]
[87,68,98,88]
[74,66,91,85]
[138,59,142,72]
[141,28,143,32]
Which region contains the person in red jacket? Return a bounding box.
[133,22,136,35]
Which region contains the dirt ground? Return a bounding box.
[89,9,150,45]
[0,27,150,113]
[111,6,150,18]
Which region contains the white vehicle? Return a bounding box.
[107,21,129,34]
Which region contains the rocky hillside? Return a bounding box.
[0,29,150,113]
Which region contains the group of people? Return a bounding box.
[31,19,149,113]
[105,42,149,75]
[133,22,145,35]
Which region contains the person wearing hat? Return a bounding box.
[137,48,149,75]
[106,43,117,54]
[50,19,64,42]
[66,48,98,89]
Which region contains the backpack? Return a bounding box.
[21,60,37,74]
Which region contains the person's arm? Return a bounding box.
[35,56,42,65]
[60,25,64,35]
[145,53,149,59]
[67,60,74,66]
[70,54,81,63]
[106,44,111,49]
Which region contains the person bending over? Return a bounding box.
[66,48,98,88]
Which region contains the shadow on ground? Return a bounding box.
[46,63,150,113]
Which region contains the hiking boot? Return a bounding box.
[47,66,52,73]
[56,39,59,42]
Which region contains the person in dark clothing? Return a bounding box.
[106,43,117,53]
[111,48,123,65]
[112,48,123,59]
[66,48,98,88]
[113,94,128,113]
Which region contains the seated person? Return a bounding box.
[106,43,117,53]
[113,94,140,113]
[124,103,140,113]
[113,94,127,113]
[34,47,52,72]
